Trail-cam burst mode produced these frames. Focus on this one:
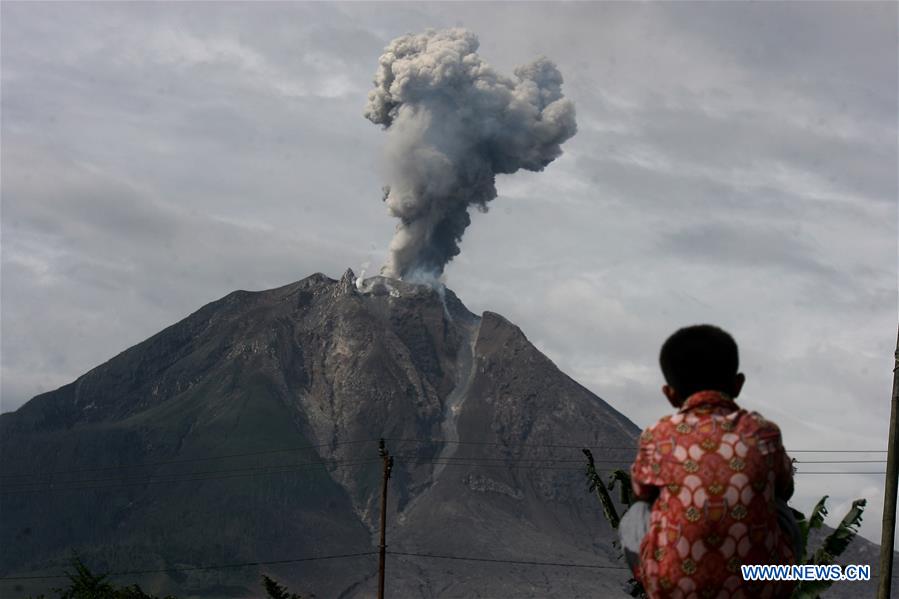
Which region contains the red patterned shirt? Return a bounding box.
[630,390,796,598]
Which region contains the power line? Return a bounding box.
[400,456,884,466]
[0,450,627,484]
[795,472,886,475]
[3,456,372,489]
[1,455,625,491]
[388,437,887,454]
[0,437,888,490]
[0,550,631,583]
[0,459,382,495]
[0,457,629,494]
[386,437,636,451]
[0,438,626,480]
[387,550,629,570]
[2,454,887,495]
[394,460,599,472]
[0,455,627,492]
[789,450,887,453]
[5,452,884,486]
[393,454,628,464]
[0,551,379,581]
[0,438,378,479]
[796,460,887,464]
[2,545,890,582]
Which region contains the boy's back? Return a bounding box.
[627,324,797,598]
[631,390,795,598]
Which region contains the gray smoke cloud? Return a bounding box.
[364,29,577,280]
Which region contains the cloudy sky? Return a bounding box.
[2,2,896,546]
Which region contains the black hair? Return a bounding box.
[659,324,739,398]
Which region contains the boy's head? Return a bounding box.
[659,324,744,407]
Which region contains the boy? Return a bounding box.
[625,324,797,598]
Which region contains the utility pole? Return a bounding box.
[878,325,899,599]
[377,438,394,599]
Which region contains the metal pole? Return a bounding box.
[377,439,393,599]
[877,325,899,599]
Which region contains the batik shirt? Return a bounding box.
[631,391,795,599]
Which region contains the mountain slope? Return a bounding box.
[0,271,639,597]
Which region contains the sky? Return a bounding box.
[1,2,896,547]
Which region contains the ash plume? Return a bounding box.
[365,29,577,280]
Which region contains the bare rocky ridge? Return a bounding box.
[0,270,887,598]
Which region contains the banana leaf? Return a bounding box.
[796,495,829,562]
[814,498,866,563]
[583,448,620,529]
[792,498,866,599]
[608,469,634,507]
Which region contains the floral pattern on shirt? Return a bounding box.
[631,390,796,599]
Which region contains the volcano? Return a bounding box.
[0,271,886,598]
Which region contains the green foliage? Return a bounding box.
[608,469,634,507]
[43,556,175,599]
[262,575,309,599]
[796,495,829,562]
[807,497,830,532]
[791,497,867,599]
[583,450,645,597]
[818,499,866,560]
[28,557,317,599]
[796,495,828,564]
[56,557,114,598]
[582,448,621,529]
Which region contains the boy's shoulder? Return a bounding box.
[739,409,784,435]
[639,413,675,439]
[643,408,709,431]
[639,408,784,441]
[735,409,788,456]
[638,413,688,444]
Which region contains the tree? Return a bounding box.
[34,556,175,599]
[56,556,115,599]
[261,575,312,599]
[28,557,316,599]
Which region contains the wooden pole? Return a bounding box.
[377,439,393,599]
[877,325,899,599]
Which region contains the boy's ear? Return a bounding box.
[662,384,682,408]
[732,372,746,398]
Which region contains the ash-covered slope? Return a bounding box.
[1,270,638,598]
[1,270,884,598]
